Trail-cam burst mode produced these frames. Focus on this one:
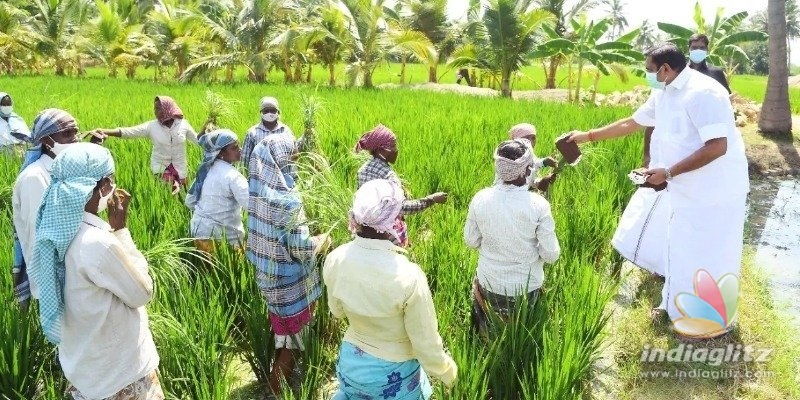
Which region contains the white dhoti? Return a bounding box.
[611,188,670,276]
[663,195,747,339]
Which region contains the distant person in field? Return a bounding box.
[456,68,471,85]
[324,179,457,399]
[31,143,162,400]
[246,133,331,395]
[567,42,748,340]
[0,92,31,150]
[89,96,209,194]
[185,129,248,253]
[465,140,561,337]
[687,33,731,94]
[242,96,310,168]
[497,123,558,192]
[354,124,448,247]
[12,109,79,308]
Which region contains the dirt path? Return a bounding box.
[377,82,571,102]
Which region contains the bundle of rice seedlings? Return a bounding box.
[295,152,357,244]
[298,94,324,154]
[203,90,240,134]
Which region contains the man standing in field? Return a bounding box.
[568,42,749,340]
[242,97,311,168]
[686,33,731,94]
[12,109,79,308]
[465,139,561,337]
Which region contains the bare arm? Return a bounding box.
[568,117,644,144]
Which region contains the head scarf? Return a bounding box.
[509,123,536,140]
[186,129,239,206]
[31,143,115,344]
[154,96,183,125]
[0,92,31,142]
[249,133,299,227]
[349,179,405,241]
[260,96,280,111]
[354,124,396,153]
[495,139,534,183]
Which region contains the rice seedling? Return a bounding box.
[202,90,241,133]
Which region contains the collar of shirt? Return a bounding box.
[667,67,692,92]
[254,122,287,135]
[353,235,407,254]
[40,155,54,172]
[82,212,111,231]
[495,183,529,192]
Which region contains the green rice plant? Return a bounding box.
[295,152,357,243]
[203,90,241,133]
[0,306,51,400]
[298,94,324,153]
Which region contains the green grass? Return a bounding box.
[0,74,761,399]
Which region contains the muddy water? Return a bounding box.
[748,178,800,328]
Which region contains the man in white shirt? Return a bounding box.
[465,139,561,336]
[12,108,79,307]
[568,42,749,340]
[32,143,162,399]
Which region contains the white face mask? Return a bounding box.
[0,106,12,116]
[48,140,72,156]
[262,112,278,123]
[96,183,116,213]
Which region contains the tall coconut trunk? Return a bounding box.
[545,56,560,89]
[293,58,303,82]
[363,69,374,88]
[328,63,336,86]
[306,64,312,83]
[501,69,512,98]
[428,65,437,83]
[399,54,407,84]
[225,65,234,83]
[758,0,792,136]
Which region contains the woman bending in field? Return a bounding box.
[185,129,248,253]
[246,132,330,395]
[323,179,457,399]
[89,96,209,193]
[354,124,448,247]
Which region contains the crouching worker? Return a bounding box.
[324,179,457,399]
[465,139,561,337]
[31,143,162,399]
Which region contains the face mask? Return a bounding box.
[48,140,72,156]
[97,183,116,213]
[645,65,665,90]
[689,49,708,64]
[0,106,12,117]
[262,112,278,123]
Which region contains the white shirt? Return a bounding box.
[633,68,749,208]
[464,184,561,296]
[120,119,198,178]
[11,155,54,299]
[188,161,249,242]
[0,117,28,146]
[60,213,159,399]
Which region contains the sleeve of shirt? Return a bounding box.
[184,122,199,144]
[404,271,458,388]
[401,198,431,214]
[230,172,249,209]
[322,255,345,319]
[14,176,48,265]
[534,200,560,264]
[464,198,482,249]
[714,70,732,94]
[687,90,733,142]
[632,92,657,127]
[87,229,154,309]
[242,132,255,168]
[119,121,152,138]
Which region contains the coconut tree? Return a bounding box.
[30,0,93,76]
[312,2,350,86]
[602,0,627,39]
[535,0,598,88]
[758,0,793,136]
[0,3,41,74]
[657,1,767,74]
[387,21,435,84]
[339,0,389,88]
[402,0,449,82]
[86,0,148,78]
[633,19,659,52]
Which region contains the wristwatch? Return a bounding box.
[664,167,673,181]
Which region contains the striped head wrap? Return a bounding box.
[494,139,534,182]
[348,179,405,241]
[186,129,239,207]
[260,96,280,111]
[31,143,115,344]
[248,133,299,227]
[154,96,183,124]
[509,123,537,140]
[354,124,396,153]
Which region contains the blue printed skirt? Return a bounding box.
[333,341,432,400]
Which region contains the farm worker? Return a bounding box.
[323,179,457,399]
[354,123,447,247]
[31,143,163,399]
[242,96,310,168]
[11,109,79,308]
[464,139,561,337]
[0,92,31,149]
[567,42,749,340]
[88,96,209,194]
[185,129,248,252]
[245,132,331,395]
[498,123,558,192]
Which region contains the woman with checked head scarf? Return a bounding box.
[185,129,248,253]
[32,143,162,399]
[464,139,561,337]
[354,123,448,247]
[323,179,457,399]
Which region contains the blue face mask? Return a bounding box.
[645,65,665,90]
[689,49,708,64]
